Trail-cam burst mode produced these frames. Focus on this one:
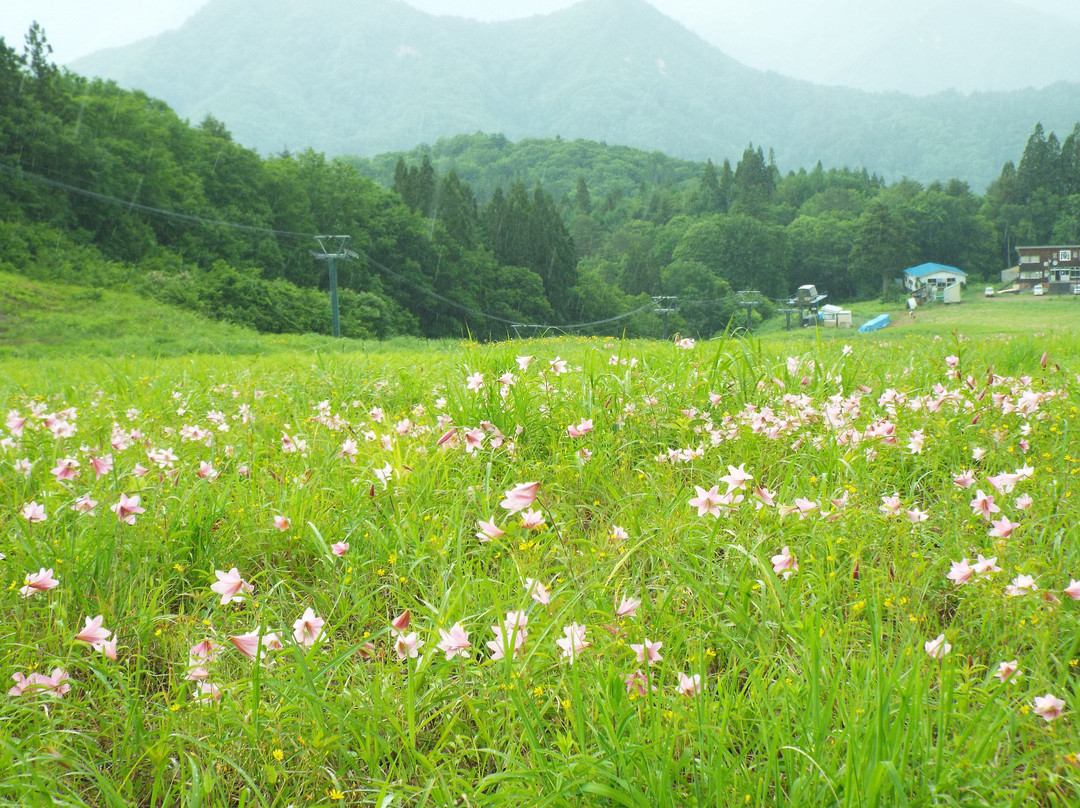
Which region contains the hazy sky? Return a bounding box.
[5,0,1080,77]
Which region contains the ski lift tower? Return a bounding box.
[787,284,828,327]
[311,235,358,338]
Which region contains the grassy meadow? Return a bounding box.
[2,278,1080,806]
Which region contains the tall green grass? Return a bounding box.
[1,326,1079,806]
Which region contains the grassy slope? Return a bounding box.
[0,271,460,364]
[4,271,1078,365]
[2,277,1080,805]
[757,287,1080,342]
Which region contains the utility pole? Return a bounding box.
[311,235,358,338]
[651,296,677,340]
[776,307,797,330]
[736,290,761,331]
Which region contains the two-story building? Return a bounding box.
[1013,245,1080,294]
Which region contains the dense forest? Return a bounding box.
[3,27,1080,340]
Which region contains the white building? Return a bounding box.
[902,263,967,302]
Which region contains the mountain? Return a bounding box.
[663,0,1080,96]
[71,0,1080,189]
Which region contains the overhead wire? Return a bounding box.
[0,162,316,239]
[1,161,786,332]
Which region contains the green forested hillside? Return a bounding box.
[6,25,1080,343]
[70,0,1080,189]
[347,134,705,207]
[0,28,592,340]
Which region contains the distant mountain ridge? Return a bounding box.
[673,0,1080,96]
[72,0,1080,189]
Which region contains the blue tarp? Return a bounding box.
[858,314,890,333]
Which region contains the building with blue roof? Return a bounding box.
[902,263,967,302]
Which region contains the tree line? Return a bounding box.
[2,26,1078,341]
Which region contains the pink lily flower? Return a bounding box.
[20,568,58,597]
[520,508,546,530]
[486,624,526,661]
[794,497,818,519]
[8,672,31,696]
[615,597,641,618]
[924,634,951,659]
[556,622,590,662]
[946,559,974,586]
[273,515,291,532]
[1064,580,1080,600]
[625,669,654,697]
[904,508,929,524]
[972,555,1001,577]
[630,638,663,666]
[21,501,46,523]
[771,547,798,579]
[71,494,98,515]
[515,355,533,371]
[292,608,326,648]
[5,410,27,436]
[338,438,359,461]
[475,518,505,543]
[1015,493,1034,510]
[969,490,1000,521]
[37,668,72,698]
[688,485,724,518]
[988,472,1021,494]
[677,672,702,697]
[1033,694,1066,722]
[753,486,776,510]
[1006,574,1038,597]
[952,470,976,489]
[464,428,485,453]
[437,623,472,660]
[879,495,903,516]
[89,454,113,479]
[229,630,262,660]
[190,640,221,661]
[567,419,594,438]
[210,567,254,605]
[393,631,423,660]
[74,615,112,649]
[994,660,1021,683]
[988,517,1020,539]
[391,610,411,632]
[720,464,754,493]
[111,493,145,525]
[465,372,484,391]
[500,482,540,513]
[330,541,349,556]
[525,578,551,606]
[51,457,80,482]
[184,665,211,682]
